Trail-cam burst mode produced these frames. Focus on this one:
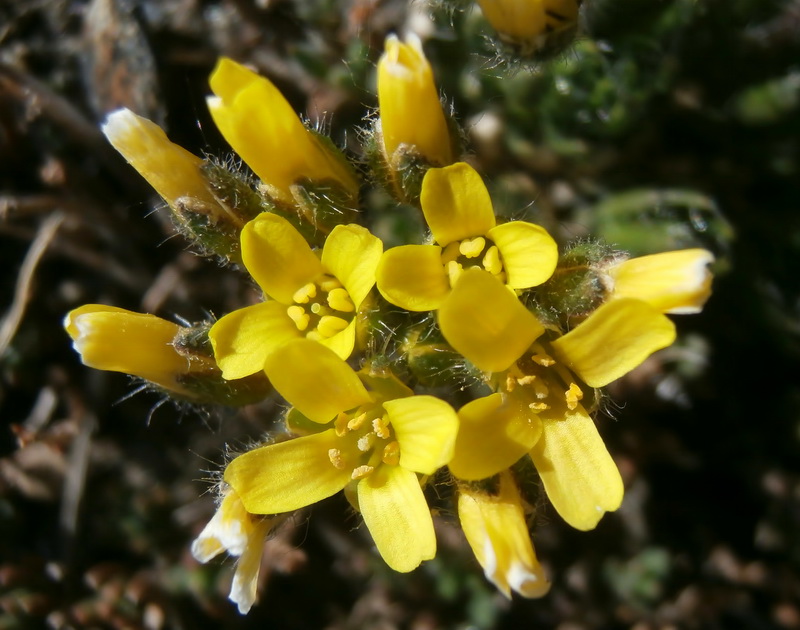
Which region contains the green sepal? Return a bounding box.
[175,370,273,407]
[523,240,620,331]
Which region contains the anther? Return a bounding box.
[334,412,350,436]
[317,315,349,338]
[351,465,374,480]
[292,282,317,304]
[382,441,400,466]
[357,434,375,452]
[482,245,503,275]
[372,417,390,439]
[531,353,555,367]
[327,287,355,313]
[529,402,550,411]
[441,241,461,265]
[348,412,368,431]
[287,305,310,331]
[328,448,346,470]
[459,236,486,258]
[446,260,463,288]
[565,382,583,410]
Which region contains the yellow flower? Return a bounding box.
[64,304,211,396]
[191,487,273,614]
[377,162,558,312]
[442,269,681,530]
[377,34,453,169]
[476,0,580,54]
[458,472,550,598]
[207,58,358,206]
[224,339,459,572]
[102,108,222,211]
[209,214,383,380]
[606,248,715,314]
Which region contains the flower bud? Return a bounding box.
[65,305,271,405]
[103,109,248,263]
[370,35,457,203]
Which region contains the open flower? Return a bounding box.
[224,339,459,572]
[377,34,453,169]
[442,267,682,530]
[191,486,274,614]
[209,214,383,380]
[377,162,558,311]
[458,471,550,598]
[64,305,212,397]
[207,57,358,206]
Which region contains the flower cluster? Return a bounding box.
[65,35,714,613]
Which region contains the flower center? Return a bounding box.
[326,404,400,480]
[499,342,584,413]
[440,236,506,288]
[286,273,356,340]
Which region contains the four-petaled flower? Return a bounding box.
[377,162,558,312]
[224,339,459,572]
[209,214,383,380]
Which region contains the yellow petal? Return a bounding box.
[318,317,357,361]
[321,224,383,308]
[376,245,450,311]
[487,221,558,289]
[241,213,323,304]
[529,404,623,531]
[209,302,299,380]
[357,465,436,572]
[383,396,458,475]
[102,109,219,209]
[609,249,714,314]
[208,58,357,202]
[377,34,452,167]
[458,471,550,598]
[421,163,496,245]
[225,429,355,514]
[438,268,544,373]
[262,339,371,423]
[449,393,541,481]
[550,298,676,388]
[64,305,186,389]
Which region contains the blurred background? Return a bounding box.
[1,0,799,628]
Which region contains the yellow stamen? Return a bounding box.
[357,433,376,452]
[334,411,349,436]
[382,441,400,466]
[327,287,355,313]
[351,465,374,480]
[328,448,346,470]
[318,277,343,292]
[565,382,583,410]
[505,373,517,392]
[372,417,390,439]
[516,374,536,386]
[441,241,461,265]
[286,305,310,331]
[292,282,317,304]
[529,402,550,411]
[447,260,463,287]
[348,411,368,431]
[531,352,555,367]
[317,315,349,338]
[482,244,502,275]
[459,236,486,258]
